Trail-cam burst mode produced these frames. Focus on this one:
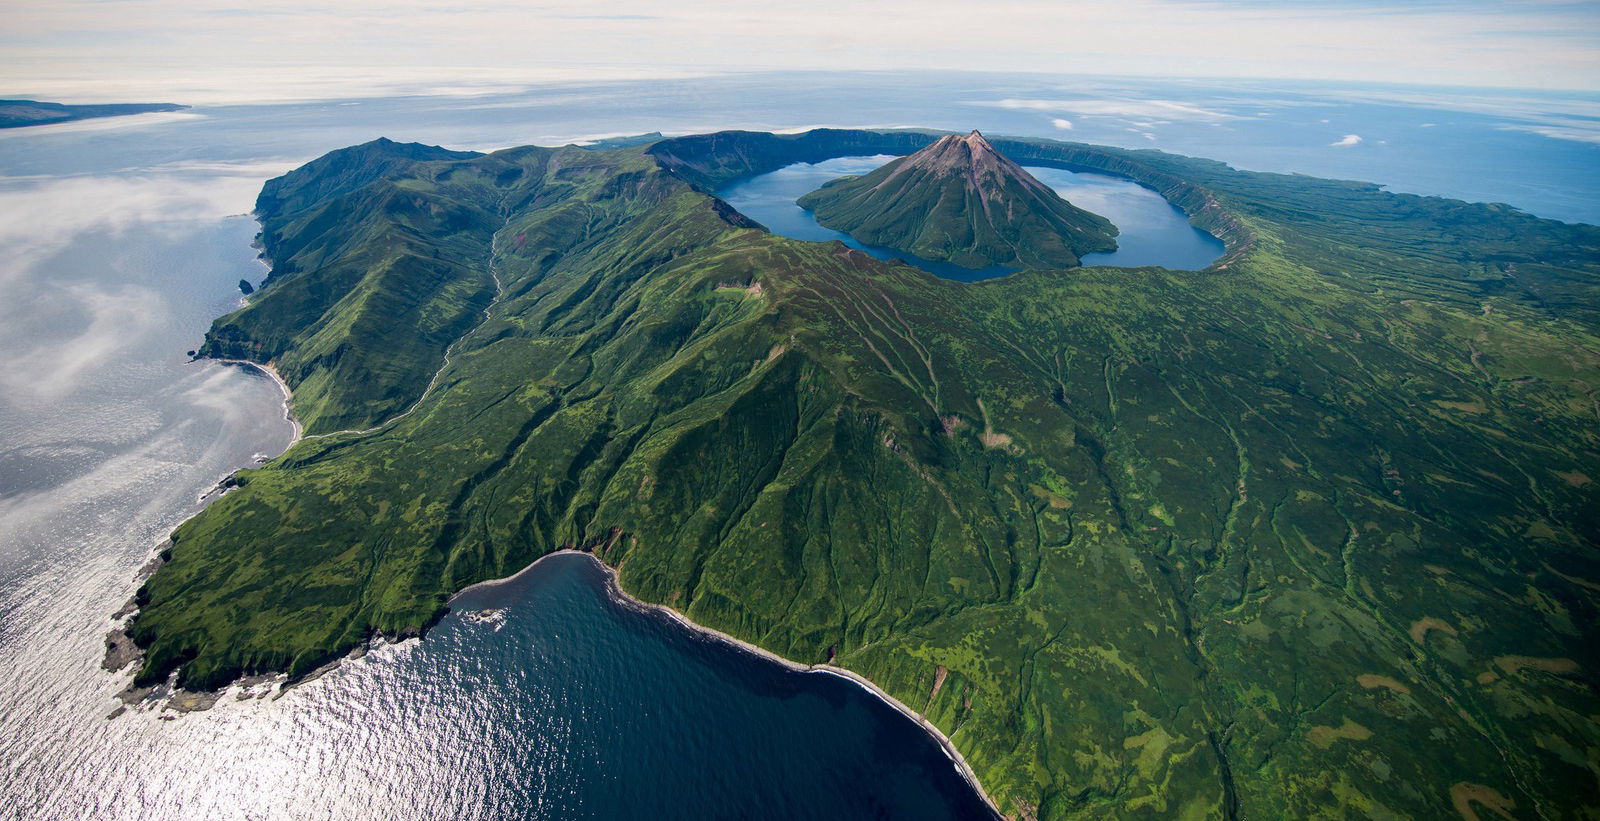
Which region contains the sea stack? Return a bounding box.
[797,130,1117,269]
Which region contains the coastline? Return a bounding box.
[150,242,1002,816]
[452,549,1004,819]
[206,358,302,445]
[106,356,303,708]
[122,435,1004,817]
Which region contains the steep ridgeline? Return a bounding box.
[199,138,496,433]
[796,130,1118,269]
[134,130,1600,821]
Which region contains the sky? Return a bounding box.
[2,0,1598,103]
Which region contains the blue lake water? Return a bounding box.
[716,156,1225,280]
[1032,167,1226,270]
[0,71,1595,820]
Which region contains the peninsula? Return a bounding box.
[127,128,1600,820]
[0,99,188,129]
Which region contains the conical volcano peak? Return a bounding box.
[797,132,1119,269]
[894,129,1020,183]
[932,129,991,151]
[958,129,994,153]
[939,129,988,147]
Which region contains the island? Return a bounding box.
[797,130,1117,268]
[123,128,1599,820]
[0,99,188,129]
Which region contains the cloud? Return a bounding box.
[1330,133,1363,147]
[145,159,302,176]
[0,168,280,404]
[976,98,1241,121]
[1051,118,1074,130]
[0,283,166,405]
[0,112,206,141]
[1498,123,1600,144]
[1309,88,1600,145]
[0,170,272,289]
[1308,87,1600,125]
[4,0,1600,101]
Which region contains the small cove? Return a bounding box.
[716,156,1225,280]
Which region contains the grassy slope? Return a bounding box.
[199,139,499,432]
[133,131,1599,820]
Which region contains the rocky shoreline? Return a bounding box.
[450,550,1005,820]
[103,582,384,720]
[100,354,306,718]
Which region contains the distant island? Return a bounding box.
[119,128,1599,820]
[0,99,187,129]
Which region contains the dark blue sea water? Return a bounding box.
[440,553,994,820]
[0,71,1595,820]
[716,156,1224,280]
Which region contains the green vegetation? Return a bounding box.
[797,130,1117,268]
[0,99,186,128]
[133,129,1599,820]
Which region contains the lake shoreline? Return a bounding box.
[716,156,1225,280]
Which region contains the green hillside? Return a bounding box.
[797,130,1118,269]
[131,129,1600,820]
